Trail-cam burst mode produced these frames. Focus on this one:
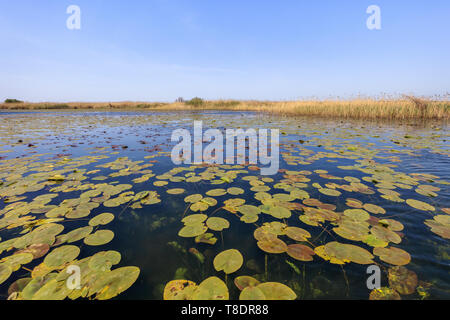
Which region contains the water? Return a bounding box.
[0,111,449,300]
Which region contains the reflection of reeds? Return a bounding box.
[1,97,448,120]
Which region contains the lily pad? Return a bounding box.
[406,199,435,211]
[234,276,261,291]
[213,249,243,274]
[89,213,114,226]
[206,217,230,231]
[388,266,418,295]
[373,247,411,266]
[257,282,297,300]
[92,266,140,300]
[369,287,401,300]
[0,264,12,285]
[43,245,80,267]
[287,244,315,261]
[84,230,115,246]
[178,223,208,238]
[284,227,311,242]
[163,279,197,300]
[257,238,288,254]
[192,276,229,300]
[239,286,266,300]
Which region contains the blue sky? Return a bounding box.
[0,0,449,102]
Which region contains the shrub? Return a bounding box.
[4,99,23,103]
[185,97,204,107]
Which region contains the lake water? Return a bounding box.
[0,111,449,300]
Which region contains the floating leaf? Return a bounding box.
[89,213,114,226]
[84,230,114,246]
[163,280,197,300]
[257,282,297,300]
[61,226,93,243]
[318,188,341,197]
[388,266,418,295]
[213,249,243,274]
[195,233,217,245]
[234,276,261,291]
[182,214,207,225]
[406,199,435,211]
[92,266,140,300]
[89,250,121,272]
[0,264,12,285]
[192,276,229,300]
[239,286,266,300]
[287,244,315,261]
[178,223,208,238]
[31,279,71,300]
[363,203,386,214]
[206,217,230,231]
[369,287,401,300]
[257,238,288,254]
[373,247,411,266]
[184,194,203,203]
[167,188,185,195]
[43,245,80,267]
[284,227,311,242]
[15,243,50,259]
[206,189,227,197]
[227,187,244,195]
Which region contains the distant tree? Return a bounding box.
[176,97,185,103]
[185,97,204,107]
[4,99,23,103]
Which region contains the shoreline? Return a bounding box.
[1,98,449,121]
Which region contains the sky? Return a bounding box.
[0,0,449,102]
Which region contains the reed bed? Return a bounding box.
[1,97,448,121]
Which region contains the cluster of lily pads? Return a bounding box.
[0,112,449,299]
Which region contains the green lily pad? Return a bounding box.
[257,282,297,300]
[237,205,261,216]
[406,199,435,211]
[239,286,266,300]
[318,188,341,197]
[84,230,114,246]
[192,276,229,300]
[89,213,114,226]
[43,245,80,267]
[178,223,208,238]
[89,250,121,272]
[184,194,203,203]
[206,189,227,197]
[267,206,291,219]
[163,279,197,300]
[167,188,185,195]
[62,226,94,243]
[213,249,243,274]
[227,187,244,195]
[92,266,140,300]
[0,264,12,285]
[31,279,72,300]
[182,214,207,225]
[195,233,218,245]
[363,203,386,214]
[206,217,230,231]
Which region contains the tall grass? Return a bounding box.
[1,97,448,120]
